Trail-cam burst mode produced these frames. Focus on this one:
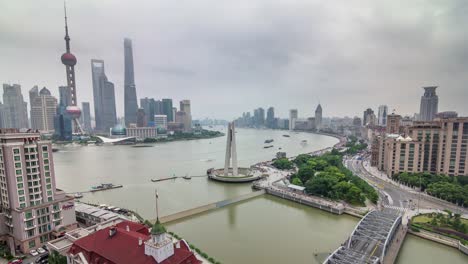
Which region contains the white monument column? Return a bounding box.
[231,123,238,176]
[224,123,232,175]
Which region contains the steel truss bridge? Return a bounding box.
[324,209,402,264]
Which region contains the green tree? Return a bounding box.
[291,178,304,186]
[49,250,67,264]
[272,158,293,170]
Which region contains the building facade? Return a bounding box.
[378,105,388,126]
[315,104,322,130]
[0,129,77,253]
[386,114,401,134]
[81,102,92,132]
[373,117,468,177]
[2,84,28,129]
[179,100,192,132]
[162,99,173,122]
[124,38,138,126]
[289,109,298,131]
[154,115,167,130]
[419,86,438,121]
[30,87,57,132]
[91,59,117,132]
[126,127,157,139]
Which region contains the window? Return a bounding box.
[18,190,24,195]
[44,165,49,171]
[19,196,25,202]
[20,203,26,208]
[15,162,21,168]
[45,172,50,177]
[45,178,51,183]
[43,153,48,158]
[48,197,53,202]
[17,183,23,188]
[44,159,49,165]
[42,146,48,152]
[46,184,51,190]
[14,156,20,161]
[16,176,23,182]
[25,210,33,219]
[13,149,20,154]
[15,169,22,175]
[47,191,52,196]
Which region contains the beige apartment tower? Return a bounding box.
[0,129,77,254]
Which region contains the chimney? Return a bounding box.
[126,225,130,232]
[109,226,117,237]
[138,237,143,246]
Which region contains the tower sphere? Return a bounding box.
[61,52,77,66]
[66,105,81,119]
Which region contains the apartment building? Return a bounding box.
[0,129,77,253]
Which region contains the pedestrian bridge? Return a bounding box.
[323,210,402,264]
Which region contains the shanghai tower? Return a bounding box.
[124,38,138,126]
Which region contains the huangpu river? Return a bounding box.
[53,128,467,264]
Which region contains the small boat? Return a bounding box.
[132,145,154,148]
[301,140,307,143]
[264,139,274,143]
[183,175,192,180]
[74,192,83,198]
[264,145,274,149]
[282,135,290,137]
[90,183,123,192]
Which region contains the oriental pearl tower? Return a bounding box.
[61,2,84,134]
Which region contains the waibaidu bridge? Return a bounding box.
[324,209,403,264]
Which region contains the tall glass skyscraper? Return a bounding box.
[91,59,117,132]
[124,38,138,126]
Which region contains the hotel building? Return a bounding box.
[0,129,76,253]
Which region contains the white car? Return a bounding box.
[37,247,46,254]
[30,249,38,256]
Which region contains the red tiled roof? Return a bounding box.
[68,220,201,264]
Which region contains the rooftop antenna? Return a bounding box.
[63,0,70,52]
[155,189,159,221]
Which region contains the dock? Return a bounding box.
[89,184,123,193]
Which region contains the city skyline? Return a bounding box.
[1,0,467,120]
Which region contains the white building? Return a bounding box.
[154,115,168,129]
[289,109,298,131]
[126,127,157,139]
[30,87,57,132]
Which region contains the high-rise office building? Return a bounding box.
[363,108,374,126]
[124,38,138,126]
[162,99,173,122]
[29,86,39,127]
[0,103,9,128]
[419,86,438,121]
[378,105,388,126]
[30,87,57,132]
[136,108,147,127]
[2,84,28,129]
[315,104,322,130]
[266,107,275,128]
[386,114,401,134]
[54,87,73,141]
[91,59,117,132]
[81,102,92,132]
[0,129,77,252]
[58,86,72,107]
[180,100,192,132]
[289,109,298,131]
[140,97,155,123]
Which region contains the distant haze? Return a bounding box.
[1,0,467,119]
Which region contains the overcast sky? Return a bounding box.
[1,0,467,120]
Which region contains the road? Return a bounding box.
[345,154,468,217]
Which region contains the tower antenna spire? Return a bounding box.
[64,0,70,52]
